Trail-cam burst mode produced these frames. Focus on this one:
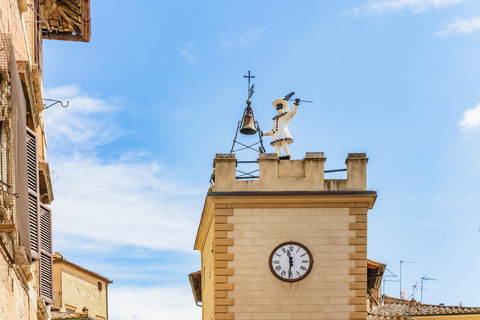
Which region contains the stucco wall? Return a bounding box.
[56,263,109,319]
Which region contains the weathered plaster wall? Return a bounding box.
[55,263,109,319]
[52,261,62,307]
[0,0,30,61]
[0,249,36,320]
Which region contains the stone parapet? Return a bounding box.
[212,152,368,192]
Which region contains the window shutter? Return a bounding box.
[40,252,52,301]
[40,204,53,302]
[26,128,53,303]
[10,38,31,260]
[26,128,40,260]
[26,130,37,192]
[40,205,51,253]
[28,194,38,254]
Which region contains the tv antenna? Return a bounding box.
[400,260,415,300]
[421,274,437,303]
[382,267,398,304]
[411,282,419,300]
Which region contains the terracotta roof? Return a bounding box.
[51,312,94,320]
[53,252,112,284]
[368,300,480,319]
[367,259,386,291]
[188,270,202,304]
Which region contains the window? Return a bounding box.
[98,282,102,291]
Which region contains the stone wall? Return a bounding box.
[227,207,356,319]
[0,249,37,320]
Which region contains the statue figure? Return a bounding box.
[262,92,300,160]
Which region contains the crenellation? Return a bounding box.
[212,152,369,192]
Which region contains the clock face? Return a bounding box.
[269,242,313,282]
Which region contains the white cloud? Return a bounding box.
[177,44,200,66]
[44,85,124,149]
[45,87,204,252]
[50,154,203,251]
[434,17,480,37]
[109,286,201,320]
[460,102,480,130]
[351,0,465,16]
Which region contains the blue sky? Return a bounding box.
[42,1,480,319]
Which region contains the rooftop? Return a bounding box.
[51,312,94,320]
[368,299,480,319]
[53,252,112,284]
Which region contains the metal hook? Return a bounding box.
[44,99,69,110]
[26,4,53,32]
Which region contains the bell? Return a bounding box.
[239,114,257,135]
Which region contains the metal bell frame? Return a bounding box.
[230,99,266,180]
[230,99,265,155]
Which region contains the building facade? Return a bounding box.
[0,1,90,319]
[52,253,112,320]
[194,152,377,320]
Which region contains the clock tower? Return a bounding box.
[194,152,376,320]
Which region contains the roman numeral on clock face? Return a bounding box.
[270,242,313,282]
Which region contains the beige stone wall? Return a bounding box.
[227,207,356,320]
[55,263,109,319]
[0,249,36,320]
[0,0,31,61]
[202,222,215,320]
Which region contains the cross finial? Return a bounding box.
[244,71,255,99]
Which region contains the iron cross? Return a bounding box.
[244,71,255,99]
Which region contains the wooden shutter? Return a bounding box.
[40,204,52,302]
[40,252,52,301]
[26,127,53,302]
[28,194,38,254]
[40,205,51,253]
[26,130,37,192]
[27,128,40,261]
[10,37,31,260]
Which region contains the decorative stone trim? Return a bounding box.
[214,206,234,320]
[349,207,368,320]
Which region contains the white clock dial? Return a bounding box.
[269,242,313,282]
